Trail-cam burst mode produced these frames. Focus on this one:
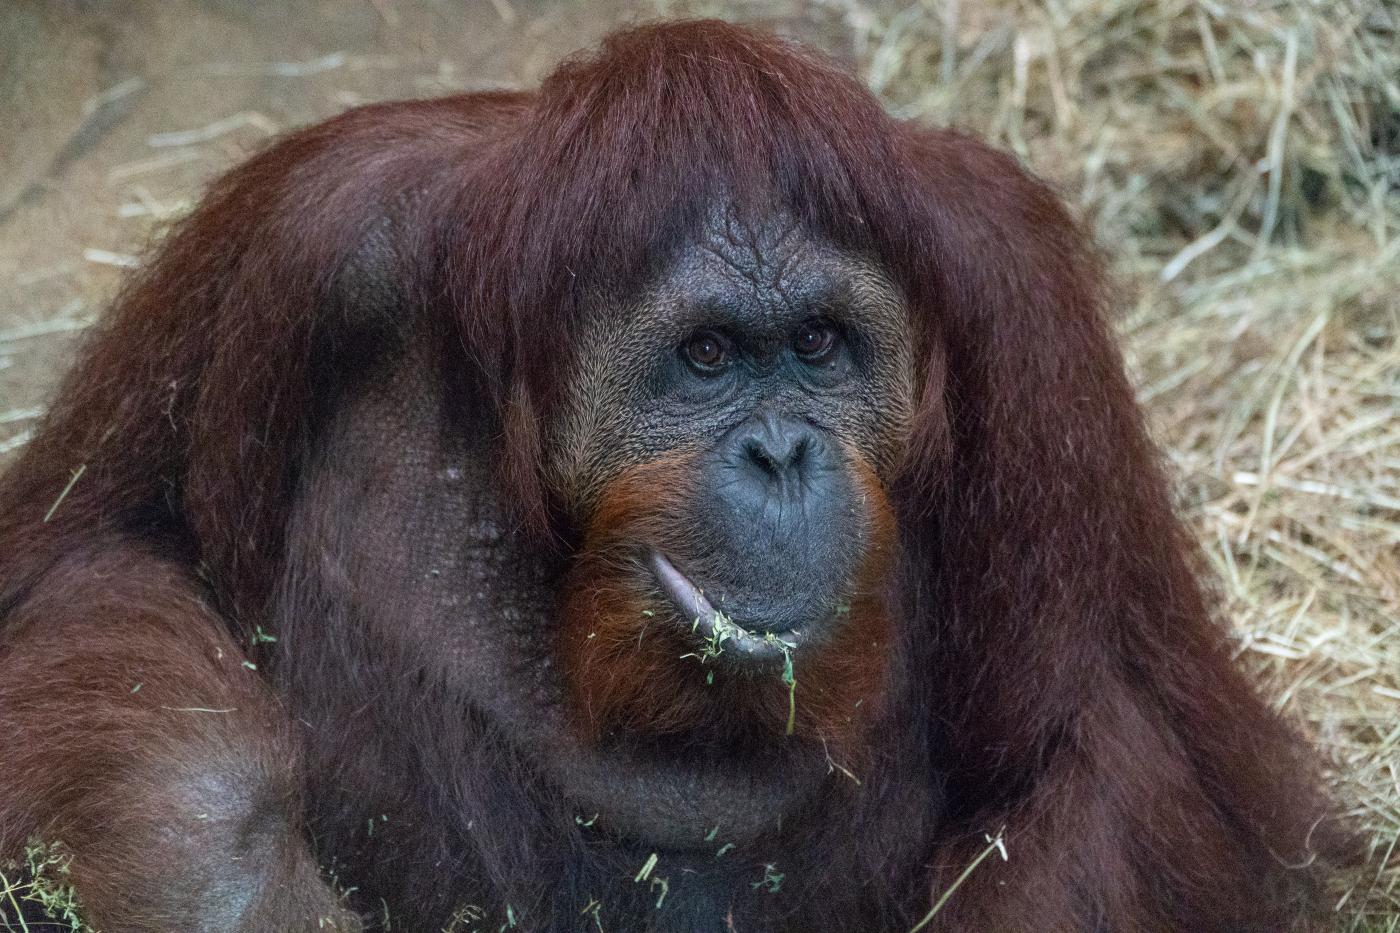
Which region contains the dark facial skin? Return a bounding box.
[551,208,913,665]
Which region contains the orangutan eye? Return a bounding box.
[793,319,838,361]
[682,330,730,373]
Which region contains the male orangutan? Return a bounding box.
[0,19,1344,933]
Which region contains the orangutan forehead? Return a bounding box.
[614,204,909,345]
[689,200,808,294]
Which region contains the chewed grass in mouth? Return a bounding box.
[648,550,800,734]
[646,550,804,664]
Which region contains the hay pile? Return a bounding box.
[806,0,1396,924]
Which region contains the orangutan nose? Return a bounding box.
[732,413,822,494]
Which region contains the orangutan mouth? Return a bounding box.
[645,550,803,664]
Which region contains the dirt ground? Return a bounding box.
[0,0,855,454]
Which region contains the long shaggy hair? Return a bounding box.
[0,19,1346,932]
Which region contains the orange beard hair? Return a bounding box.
[557,451,897,759]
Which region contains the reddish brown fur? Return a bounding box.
[0,545,356,929]
[559,453,896,753]
[0,19,1350,931]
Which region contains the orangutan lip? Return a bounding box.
[645,550,801,663]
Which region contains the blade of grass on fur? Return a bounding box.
[907,830,1007,933]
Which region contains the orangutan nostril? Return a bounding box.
[744,439,780,475]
